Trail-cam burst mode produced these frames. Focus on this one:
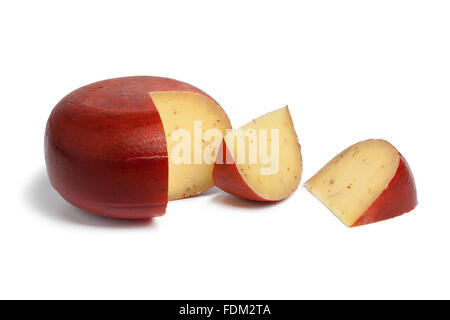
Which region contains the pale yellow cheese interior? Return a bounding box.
[151,91,231,200]
[224,106,302,200]
[305,139,399,226]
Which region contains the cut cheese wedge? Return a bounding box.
[213,106,302,201]
[305,139,417,227]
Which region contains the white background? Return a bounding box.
[1,0,449,299]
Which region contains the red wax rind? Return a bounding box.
[352,153,418,227]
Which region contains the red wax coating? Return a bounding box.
[352,154,418,227]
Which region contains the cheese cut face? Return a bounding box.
[151,91,231,200]
[222,106,302,201]
[305,139,400,227]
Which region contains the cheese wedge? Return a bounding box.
[305,139,417,227]
[213,106,302,201]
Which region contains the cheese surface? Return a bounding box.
[151,91,231,200]
[224,106,302,200]
[305,139,399,226]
